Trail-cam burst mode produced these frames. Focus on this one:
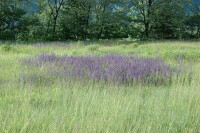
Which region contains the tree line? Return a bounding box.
[0,0,199,41]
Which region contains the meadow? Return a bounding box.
[0,40,200,132]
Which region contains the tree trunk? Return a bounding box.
[53,16,58,33]
[145,22,149,38]
[196,26,200,38]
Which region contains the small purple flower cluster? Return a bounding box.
[23,54,177,85]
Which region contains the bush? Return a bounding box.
[1,45,13,52]
[87,45,99,51]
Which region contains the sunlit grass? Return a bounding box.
[0,40,200,132]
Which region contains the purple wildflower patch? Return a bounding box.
[22,54,178,85]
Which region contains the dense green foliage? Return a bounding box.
[0,0,200,41]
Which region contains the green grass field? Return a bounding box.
[0,41,200,132]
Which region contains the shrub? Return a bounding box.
[87,45,99,51]
[1,45,13,52]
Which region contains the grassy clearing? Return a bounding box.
[0,41,200,132]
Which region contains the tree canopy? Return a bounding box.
[0,0,199,41]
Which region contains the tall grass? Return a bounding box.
[1,80,200,132]
[0,41,200,132]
